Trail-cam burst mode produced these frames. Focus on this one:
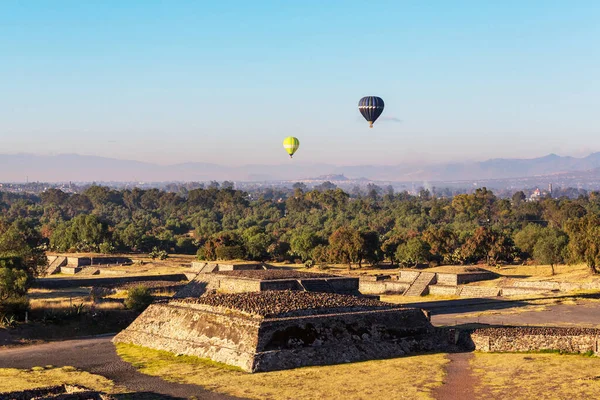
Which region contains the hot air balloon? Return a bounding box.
[358,96,384,128]
[283,136,300,158]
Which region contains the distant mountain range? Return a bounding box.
[3,152,600,183]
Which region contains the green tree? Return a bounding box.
[242,227,271,260]
[565,215,600,274]
[0,264,28,302]
[514,224,544,259]
[533,228,568,275]
[328,226,363,269]
[290,229,320,262]
[395,238,430,267]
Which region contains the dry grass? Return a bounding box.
[472,353,600,399]
[0,366,120,393]
[28,288,124,311]
[116,343,448,400]
[485,263,599,283]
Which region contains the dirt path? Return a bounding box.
[432,301,600,328]
[434,353,479,400]
[0,335,239,399]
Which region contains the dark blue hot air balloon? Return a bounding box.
[358,96,384,128]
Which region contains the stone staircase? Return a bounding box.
[46,256,67,275]
[298,279,337,294]
[403,272,436,296]
[199,263,218,273]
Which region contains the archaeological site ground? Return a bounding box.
[2,256,600,399]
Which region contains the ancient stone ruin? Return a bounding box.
[0,384,113,400]
[469,326,600,355]
[113,291,443,372]
[175,268,361,298]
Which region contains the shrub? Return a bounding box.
[0,295,30,317]
[125,286,153,312]
[0,267,29,302]
[196,247,207,260]
[149,247,168,260]
[215,245,245,260]
[98,241,115,254]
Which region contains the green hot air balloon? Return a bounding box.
[283,137,300,158]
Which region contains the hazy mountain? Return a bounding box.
[3,152,600,183]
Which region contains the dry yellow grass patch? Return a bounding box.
[0,366,119,393]
[28,288,124,311]
[489,263,598,283]
[472,353,600,399]
[116,343,448,400]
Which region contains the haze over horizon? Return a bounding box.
[2,1,599,166]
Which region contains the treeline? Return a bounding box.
[1,185,600,274]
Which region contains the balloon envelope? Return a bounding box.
[358,96,384,128]
[283,137,300,158]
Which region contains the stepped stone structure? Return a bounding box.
[175,269,361,298]
[113,291,444,372]
[359,268,498,297]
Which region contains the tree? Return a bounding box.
[461,227,513,266]
[242,227,271,260]
[381,234,404,264]
[215,245,245,260]
[422,227,458,264]
[328,226,363,269]
[533,228,568,275]
[395,238,430,267]
[512,191,526,205]
[0,264,28,302]
[565,215,600,274]
[358,230,381,267]
[514,224,544,259]
[290,229,320,262]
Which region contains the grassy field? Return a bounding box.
[116,343,448,400]
[0,366,119,393]
[472,352,600,399]
[28,288,124,312]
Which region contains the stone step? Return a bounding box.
[46,256,67,275]
[403,272,436,296]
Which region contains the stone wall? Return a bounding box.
[512,280,600,292]
[251,308,439,372]
[65,256,132,267]
[359,280,410,294]
[59,266,82,275]
[470,327,600,355]
[34,273,188,289]
[113,302,262,371]
[500,287,551,296]
[398,271,420,283]
[220,277,262,293]
[428,285,459,296]
[435,274,458,286]
[176,273,360,297]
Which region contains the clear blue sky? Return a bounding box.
[1,1,599,166]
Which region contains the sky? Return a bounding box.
[1,1,599,166]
